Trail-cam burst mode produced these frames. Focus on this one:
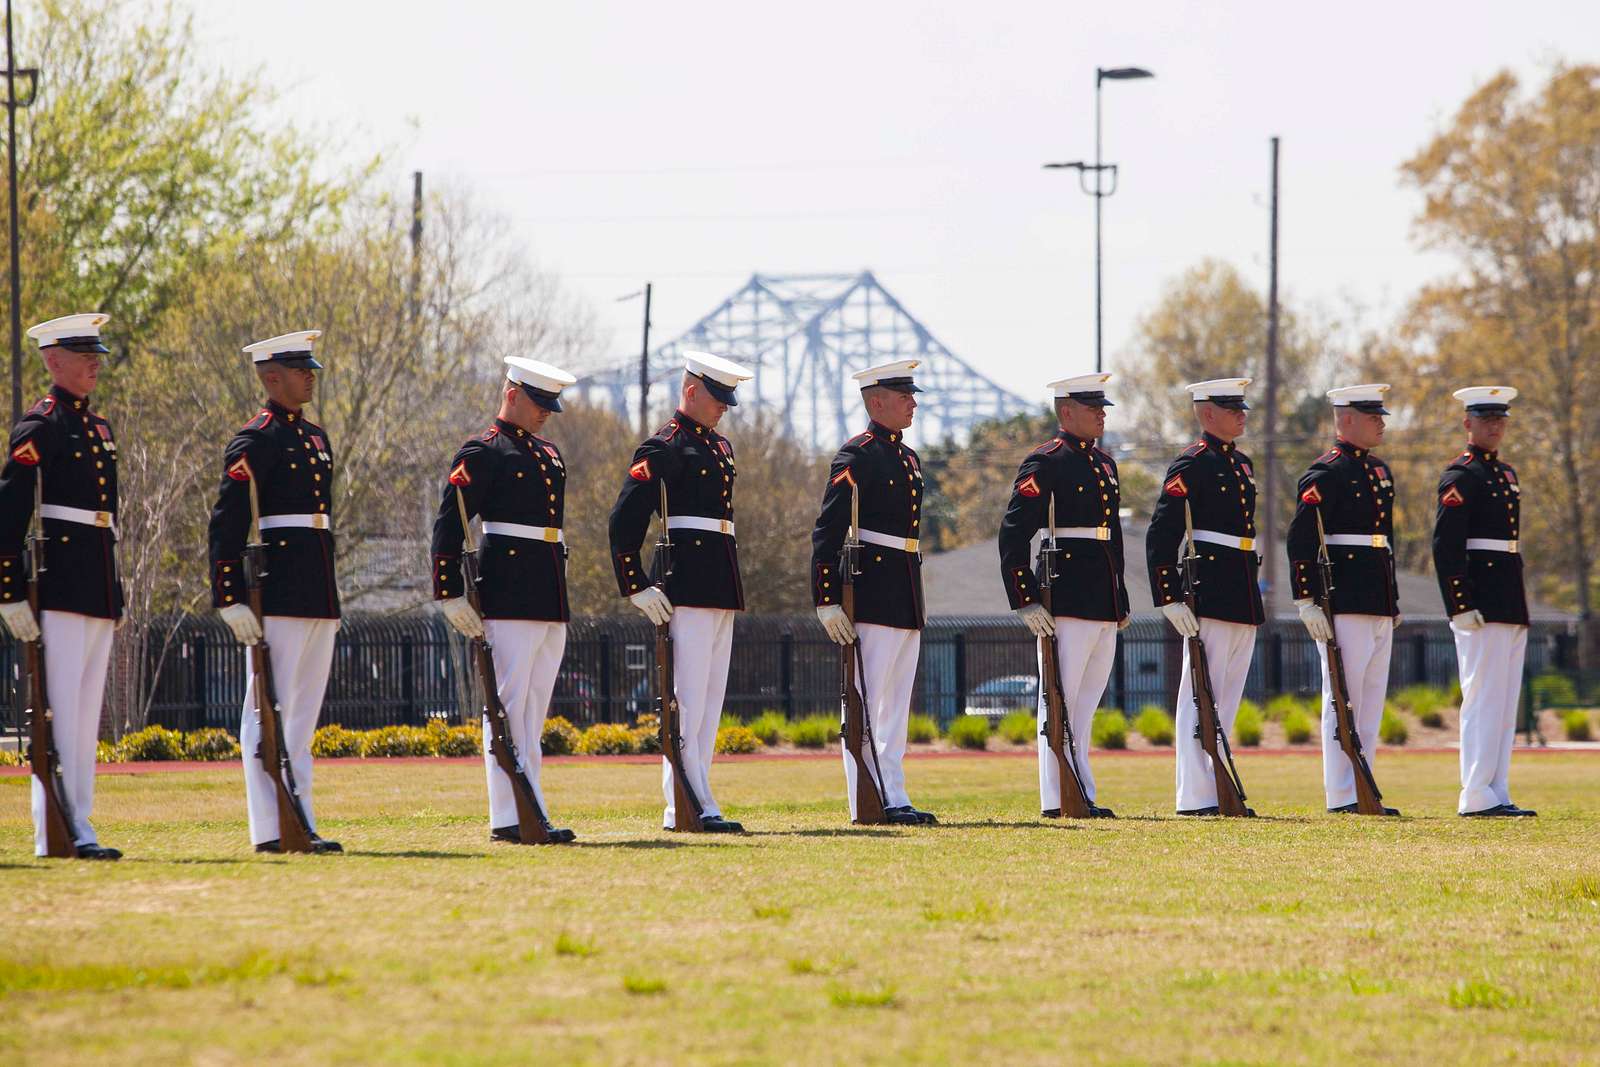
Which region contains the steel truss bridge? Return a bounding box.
[574,271,1032,450]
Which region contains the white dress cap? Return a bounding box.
[1452,385,1517,414]
[243,330,323,367]
[27,312,110,353]
[683,349,754,405]
[505,356,578,412]
[1326,383,1391,413]
[852,358,922,392]
[1184,377,1252,409]
[1048,371,1114,404]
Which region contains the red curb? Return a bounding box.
[0,744,1591,777]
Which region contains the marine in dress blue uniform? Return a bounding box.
[0,314,123,859]
[207,331,342,853]
[608,351,753,832]
[999,372,1129,817]
[812,359,936,824]
[431,357,578,843]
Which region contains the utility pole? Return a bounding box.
[1262,136,1281,598]
[637,282,652,436]
[5,0,39,425]
[407,171,422,320]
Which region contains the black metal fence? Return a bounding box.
[0,612,1586,741]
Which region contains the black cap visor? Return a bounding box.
[1065,391,1113,407]
[50,336,110,355]
[1201,395,1250,411]
[867,376,922,394]
[1346,400,1390,415]
[517,380,564,412]
[269,353,323,370]
[692,371,739,406]
[1465,404,1510,417]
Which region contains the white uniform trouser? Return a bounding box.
[481,619,567,828]
[1316,614,1394,808]
[240,616,338,846]
[663,606,735,826]
[841,622,921,817]
[1035,617,1117,809]
[31,611,115,855]
[1174,619,1256,811]
[1454,621,1529,814]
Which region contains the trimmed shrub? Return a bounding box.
[311,724,364,759]
[715,725,763,755]
[1394,685,1448,727]
[746,710,787,747]
[577,723,639,756]
[1379,707,1409,745]
[788,715,839,749]
[1283,707,1315,745]
[1264,693,1308,723]
[96,740,117,763]
[1447,678,1463,706]
[541,716,581,756]
[114,725,185,762]
[1091,709,1127,750]
[1532,672,1579,709]
[1562,710,1592,742]
[906,714,939,744]
[1133,705,1175,746]
[361,725,434,758]
[0,747,21,767]
[182,728,241,762]
[997,710,1037,746]
[947,715,990,750]
[631,713,662,755]
[436,724,482,757]
[1233,704,1263,747]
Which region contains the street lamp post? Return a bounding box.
[1044,66,1153,373]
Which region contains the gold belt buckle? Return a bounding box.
[1506,539,1518,553]
[312,514,329,530]
[543,528,560,543]
[903,537,920,552]
[721,519,734,535]
[1238,536,1254,551]
[1095,527,1111,541]
[94,511,112,528]
[1371,534,1387,548]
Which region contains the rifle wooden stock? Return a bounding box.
[25,483,77,858]
[841,584,889,824]
[455,488,553,844]
[1314,511,1388,815]
[656,622,704,831]
[1180,501,1252,817]
[1038,520,1094,818]
[653,481,704,831]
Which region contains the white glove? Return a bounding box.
[1117,615,1132,632]
[817,604,857,645]
[219,602,262,645]
[1393,613,1404,628]
[1295,598,1333,642]
[1161,601,1199,638]
[1451,609,1485,632]
[1014,603,1054,639]
[438,596,484,640]
[0,601,39,642]
[629,586,673,626]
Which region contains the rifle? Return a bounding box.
[1314,510,1391,815]
[25,476,77,858]
[242,476,317,852]
[840,482,890,824]
[456,487,553,844]
[654,481,704,832]
[1038,496,1095,818]
[1180,501,1252,817]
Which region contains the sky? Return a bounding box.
[180,0,1594,399]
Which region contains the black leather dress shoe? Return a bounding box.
[75,844,121,860]
[310,837,343,854]
[698,816,745,833]
[879,808,923,826]
[907,807,937,825]
[255,840,282,853]
[1092,805,1117,819]
[1502,804,1538,817]
[1460,805,1513,817]
[548,828,577,843]
[491,825,521,843]
[1040,808,1062,818]
[1329,803,1402,816]
[1177,806,1221,816]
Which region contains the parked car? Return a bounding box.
[963,674,1038,718]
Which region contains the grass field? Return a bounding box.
[3,751,1598,1065]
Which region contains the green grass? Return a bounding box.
[3,753,1600,1064]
